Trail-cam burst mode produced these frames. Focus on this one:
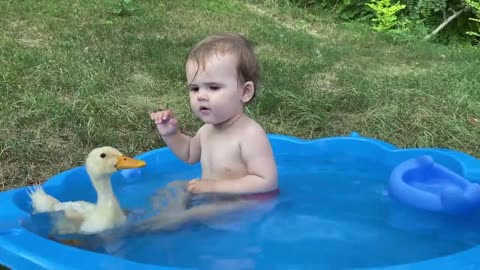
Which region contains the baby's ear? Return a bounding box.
[241,81,255,103]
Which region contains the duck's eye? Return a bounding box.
[100,153,106,158]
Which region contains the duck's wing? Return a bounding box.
[53,201,96,216]
[48,202,95,235]
[50,209,85,235]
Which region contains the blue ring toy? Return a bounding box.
[389,155,480,214]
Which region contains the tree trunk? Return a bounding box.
[424,8,466,40]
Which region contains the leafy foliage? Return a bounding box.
[269,0,480,43]
[335,0,372,20]
[366,0,406,30]
[406,0,447,18]
[465,0,480,38]
[282,0,371,20]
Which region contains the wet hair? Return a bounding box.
[186,33,260,100]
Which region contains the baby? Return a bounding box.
[144,33,279,231]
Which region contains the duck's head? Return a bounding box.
[85,146,146,178]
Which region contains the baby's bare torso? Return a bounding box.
[200,124,248,181]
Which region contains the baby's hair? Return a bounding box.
[186,33,260,100]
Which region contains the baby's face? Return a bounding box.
[186,53,248,126]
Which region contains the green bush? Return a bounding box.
[278,0,480,44]
[366,0,406,30]
[465,0,480,39]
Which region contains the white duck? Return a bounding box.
[28,146,146,234]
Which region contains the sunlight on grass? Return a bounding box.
[0,0,479,190]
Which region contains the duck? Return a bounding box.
[28,146,146,234]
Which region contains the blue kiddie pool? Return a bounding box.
[2,133,480,270]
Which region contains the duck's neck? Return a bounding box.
[91,174,121,208]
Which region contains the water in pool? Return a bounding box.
[24,153,480,269]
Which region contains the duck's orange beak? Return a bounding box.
[115,155,146,169]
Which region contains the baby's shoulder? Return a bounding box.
[196,124,211,136]
[241,117,267,137]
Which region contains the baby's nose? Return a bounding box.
[197,89,208,101]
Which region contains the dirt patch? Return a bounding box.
[306,71,340,93]
[9,20,52,48]
[244,3,337,41]
[131,72,157,88]
[372,63,428,77]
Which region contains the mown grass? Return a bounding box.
[1,0,479,190]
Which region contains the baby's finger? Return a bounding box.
[155,112,168,124]
[153,117,162,125]
[189,178,199,184]
[187,179,197,192]
[151,110,164,119]
[169,118,178,127]
[150,112,159,121]
[163,110,175,121]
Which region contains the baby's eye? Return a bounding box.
[189,87,199,92]
[209,85,220,91]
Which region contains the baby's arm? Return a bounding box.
[189,126,278,194]
[162,131,201,164]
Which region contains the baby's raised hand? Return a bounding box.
[150,110,178,137]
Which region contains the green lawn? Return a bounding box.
[1,0,479,190]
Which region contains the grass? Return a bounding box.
[1,0,479,191]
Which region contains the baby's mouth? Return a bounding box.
[199,106,210,112]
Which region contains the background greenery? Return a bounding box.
[255,0,480,44]
[1,0,479,191]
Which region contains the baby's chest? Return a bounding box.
[200,140,244,170]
